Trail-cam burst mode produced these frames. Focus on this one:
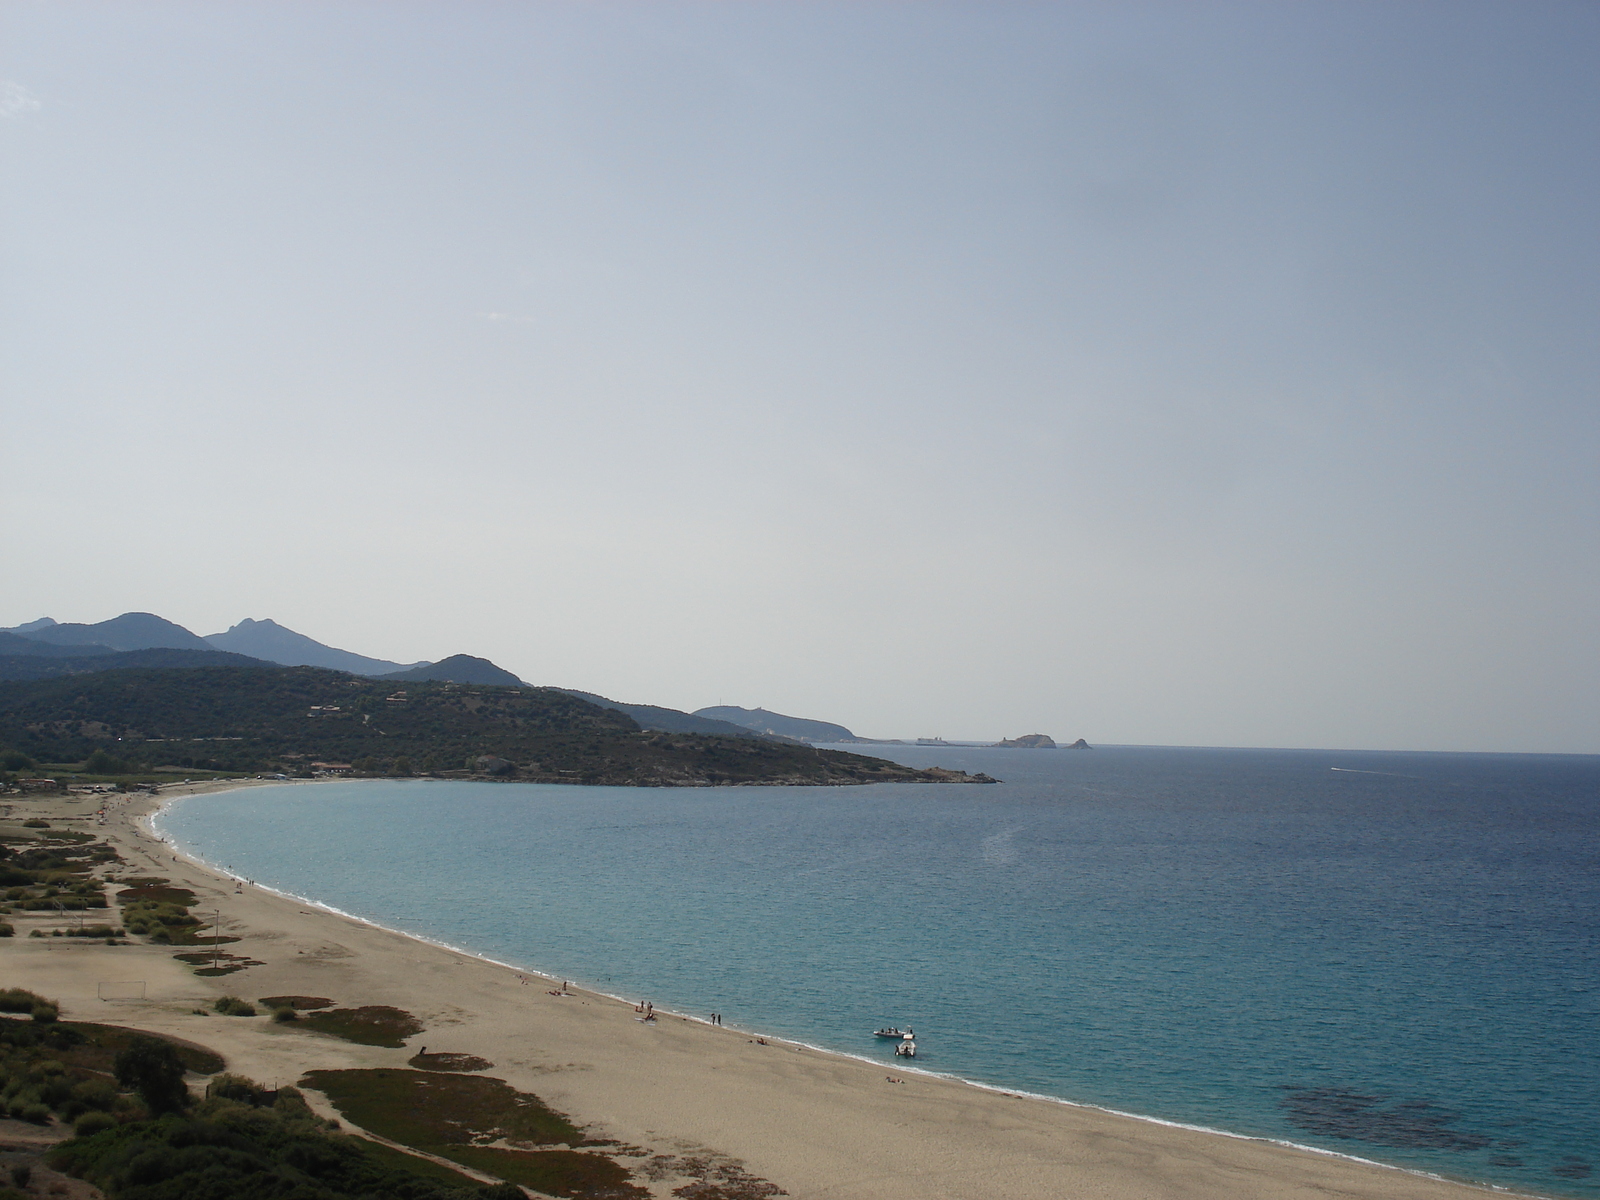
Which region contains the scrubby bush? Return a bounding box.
[73,1110,116,1137]
[212,997,256,1017]
[72,1079,116,1112]
[272,1007,298,1023]
[0,988,51,1014]
[206,1074,271,1106]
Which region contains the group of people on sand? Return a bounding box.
[635,1000,655,1021]
[708,1012,723,1026]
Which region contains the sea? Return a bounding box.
[154,743,1600,1198]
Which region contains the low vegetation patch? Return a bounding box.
[356,1136,493,1189]
[212,997,256,1017]
[115,885,196,906]
[116,882,242,949]
[259,994,333,1011]
[643,1154,790,1199]
[3,1020,226,1077]
[175,950,264,976]
[7,1023,517,1198]
[446,1145,647,1198]
[303,1068,644,1198]
[300,1069,585,1147]
[48,1077,525,1200]
[0,1018,223,1126]
[297,1005,423,1047]
[411,1051,495,1073]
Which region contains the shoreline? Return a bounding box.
[7,778,1543,1200]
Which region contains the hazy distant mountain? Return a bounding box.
[10,612,214,652]
[693,706,859,743]
[0,646,272,682]
[205,617,425,676]
[3,618,60,635]
[380,654,526,686]
[0,631,117,658]
[557,690,776,738]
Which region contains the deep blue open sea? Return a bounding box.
[156,744,1600,1197]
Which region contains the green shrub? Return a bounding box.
[0,923,11,938]
[18,1101,49,1124]
[0,988,50,1014]
[31,1003,58,1024]
[72,1079,116,1111]
[73,1110,116,1137]
[206,1074,271,1106]
[213,996,256,1017]
[272,1006,299,1023]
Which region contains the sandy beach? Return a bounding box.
[2,780,1523,1200]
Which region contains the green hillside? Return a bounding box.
[0,667,993,787]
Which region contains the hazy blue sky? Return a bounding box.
[3,2,1596,752]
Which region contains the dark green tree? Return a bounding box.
[113,1036,190,1114]
[83,748,125,774]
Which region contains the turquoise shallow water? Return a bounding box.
[157,745,1600,1197]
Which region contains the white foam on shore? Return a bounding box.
[145,782,1545,1200]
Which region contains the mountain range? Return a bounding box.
[1,613,816,742]
[0,614,510,681]
[204,617,427,675]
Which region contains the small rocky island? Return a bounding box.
[991,734,1092,749]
